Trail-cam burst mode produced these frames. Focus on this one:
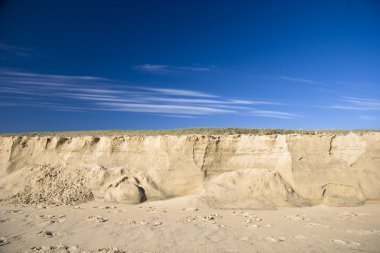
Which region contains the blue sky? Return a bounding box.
[0,0,379,132]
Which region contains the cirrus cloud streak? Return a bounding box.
[0,69,298,119]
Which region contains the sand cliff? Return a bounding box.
[0,132,379,208]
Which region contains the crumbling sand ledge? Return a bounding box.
[0,132,379,208]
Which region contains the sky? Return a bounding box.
[0,0,379,132]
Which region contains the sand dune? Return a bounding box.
[0,132,379,252]
[201,168,308,209]
[1,132,379,206]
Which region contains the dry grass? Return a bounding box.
[0,128,378,137]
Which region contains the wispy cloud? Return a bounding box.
[139,87,217,98]
[359,116,377,121]
[250,109,299,119]
[158,114,198,119]
[229,99,282,105]
[97,102,235,115]
[0,69,297,118]
[280,76,321,85]
[1,69,107,83]
[135,64,212,74]
[0,43,30,57]
[330,97,380,111]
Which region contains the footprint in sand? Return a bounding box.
[234,211,264,228]
[5,209,22,214]
[117,219,138,226]
[304,222,330,228]
[233,211,262,221]
[143,206,167,214]
[37,214,66,224]
[337,211,370,220]
[285,214,310,221]
[178,213,222,225]
[244,217,271,229]
[331,239,360,247]
[89,247,125,253]
[239,236,250,241]
[247,224,272,229]
[0,236,10,246]
[117,219,162,226]
[144,216,163,226]
[94,206,121,214]
[45,214,65,219]
[346,229,380,236]
[37,230,58,238]
[25,244,82,253]
[182,207,199,212]
[38,220,56,227]
[87,216,108,223]
[243,217,263,224]
[150,220,162,226]
[93,206,117,210]
[218,224,228,229]
[265,236,286,243]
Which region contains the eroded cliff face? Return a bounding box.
[0,132,379,208]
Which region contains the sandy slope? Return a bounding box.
[1,197,380,253]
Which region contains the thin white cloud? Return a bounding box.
[0,87,42,96]
[280,76,321,85]
[3,100,84,112]
[344,97,380,109]
[176,66,210,71]
[158,114,198,119]
[97,102,235,115]
[137,64,167,72]
[330,105,367,110]
[250,109,299,119]
[135,64,211,73]
[0,43,27,51]
[139,87,217,98]
[330,97,380,111]
[229,99,282,105]
[141,97,280,105]
[0,69,296,118]
[0,43,30,57]
[359,116,377,121]
[1,69,107,83]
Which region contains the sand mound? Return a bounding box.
[87,166,166,203]
[201,169,308,209]
[8,165,94,205]
[322,183,365,206]
[104,176,147,204]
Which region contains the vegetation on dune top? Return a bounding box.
[0,128,378,137]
